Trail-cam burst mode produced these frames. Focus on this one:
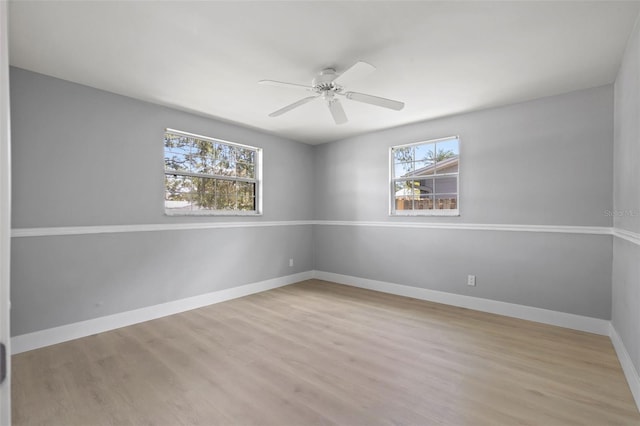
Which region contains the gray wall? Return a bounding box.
[10,66,618,337]
[613,18,640,375]
[313,86,613,226]
[10,68,314,227]
[10,68,314,335]
[315,226,612,318]
[313,86,614,319]
[11,226,312,335]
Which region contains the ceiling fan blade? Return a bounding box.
[268,96,318,117]
[333,61,376,87]
[344,91,405,111]
[328,99,348,125]
[259,80,314,91]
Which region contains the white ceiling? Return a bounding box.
[8,1,640,144]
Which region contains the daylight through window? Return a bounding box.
[390,136,459,216]
[164,129,261,215]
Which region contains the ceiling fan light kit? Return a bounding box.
[259,61,405,125]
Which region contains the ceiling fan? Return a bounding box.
[258,61,405,125]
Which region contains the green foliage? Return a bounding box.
[431,148,455,162]
[164,133,256,211]
[393,144,456,174]
[394,146,455,164]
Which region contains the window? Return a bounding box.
[164,129,261,215]
[390,136,459,216]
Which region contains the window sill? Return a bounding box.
[390,209,459,217]
[165,210,262,217]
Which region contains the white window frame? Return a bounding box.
[389,136,460,217]
[164,128,262,216]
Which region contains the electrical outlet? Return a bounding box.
[289,258,294,267]
[467,275,476,286]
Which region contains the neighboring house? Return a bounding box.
[395,155,459,210]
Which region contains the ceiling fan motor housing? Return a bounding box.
[313,68,341,92]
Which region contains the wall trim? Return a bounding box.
[11,220,315,237]
[316,220,612,235]
[613,227,640,247]
[312,270,611,336]
[12,220,612,238]
[610,324,640,411]
[11,271,313,354]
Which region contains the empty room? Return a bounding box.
[1,0,640,425]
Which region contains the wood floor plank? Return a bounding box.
[12,280,640,425]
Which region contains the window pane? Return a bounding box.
[164,134,192,155]
[236,148,255,164]
[433,176,457,194]
[164,175,193,211]
[190,177,217,210]
[435,138,459,157]
[395,197,412,211]
[434,194,458,210]
[191,139,215,174]
[394,162,414,177]
[215,180,237,210]
[394,180,408,211]
[214,162,235,177]
[236,162,255,178]
[214,144,236,176]
[414,194,433,210]
[393,146,413,164]
[394,180,419,201]
[433,139,458,175]
[164,152,190,172]
[435,161,458,175]
[237,181,256,211]
[414,144,435,172]
[417,178,434,194]
[164,176,258,212]
[414,159,435,174]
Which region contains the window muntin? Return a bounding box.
[390,137,459,216]
[164,129,261,215]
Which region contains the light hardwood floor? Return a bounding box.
[13,280,640,425]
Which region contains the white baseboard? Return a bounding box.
[609,324,640,411]
[13,269,637,413]
[312,270,610,336]
[10,269,612,350]
[11,271,313,354]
